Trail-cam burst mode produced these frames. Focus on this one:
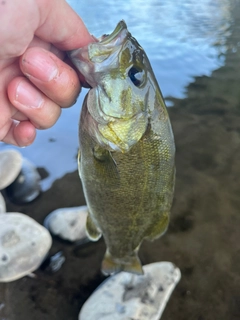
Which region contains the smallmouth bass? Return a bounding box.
[69,21,175,275]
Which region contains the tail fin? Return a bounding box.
[101,250,144,276]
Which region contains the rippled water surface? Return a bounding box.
[0,0,234,190]
[69,0,232,98]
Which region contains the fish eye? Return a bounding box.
[128,66,144,87]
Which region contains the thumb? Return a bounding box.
[0,0,93,59]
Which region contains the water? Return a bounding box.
[69,0,231,98]
[0,0,233,190]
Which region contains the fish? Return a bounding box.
[69,20,175,275]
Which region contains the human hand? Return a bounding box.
[0,0,93,147]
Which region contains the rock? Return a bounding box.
[44,251,66,273]
[0,149,22,190]
[44,206,89,242]
[79,262,181,320]
[5,158,41,204]
[0,212,52,282]
[0,193,6,213]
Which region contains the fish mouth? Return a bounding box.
[88,20,128,62]
[68,21,129,88]
[99,20,128,45]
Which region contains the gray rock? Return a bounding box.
[44,206,88,242]
[0,149,22,190]
[0,212,52,282]
[48,251,65,273]
[0,192,6,213]
[5,158,41,204]
[79,262,181,320]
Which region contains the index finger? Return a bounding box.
[35,0,94,50]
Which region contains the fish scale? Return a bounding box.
[69,20,175,275]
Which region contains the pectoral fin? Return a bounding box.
[86,213,102,241]
[101,250,143,275]
[92,145,120,185]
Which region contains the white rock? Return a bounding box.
[0,193,6,213]
[0,149,22,190]
[79,262,181,320]
[44,206,88,242]
[0,212,52,282]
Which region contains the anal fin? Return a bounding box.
[145,212,170,241]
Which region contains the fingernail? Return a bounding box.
[22,50,59,82]
[15,81,44,108]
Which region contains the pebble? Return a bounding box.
[0,149,22,190]
[5,158,41,204]
[44,206,89,242]
[0,193,6,213]
[48,251,65,273]
[0,212,52,282]
[79,261,181,320]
